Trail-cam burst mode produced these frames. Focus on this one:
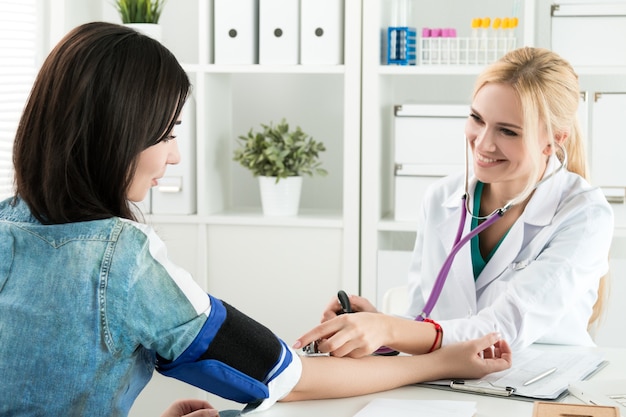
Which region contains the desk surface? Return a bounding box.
[254,346,626,417]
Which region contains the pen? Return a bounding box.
[523,367,557,386]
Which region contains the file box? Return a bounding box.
[300,0,344,65]
[551,3,626,67]
[393,104,468,221]
[259,0,299,65]
[214,0,259,64]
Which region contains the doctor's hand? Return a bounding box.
[160,399,219,417]
[432,333,513,379]
[320,293,378,322]
[295,311,391,358]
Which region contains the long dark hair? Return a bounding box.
[13,21,190,223]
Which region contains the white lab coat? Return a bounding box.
[405,156,614,351]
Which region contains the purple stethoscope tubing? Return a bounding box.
[416,195,504,322]
[373,198,503,355]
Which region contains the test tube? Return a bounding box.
[480,17,491,64]
[509,17,518,51]
[431,28,441,64]
[448,28,458,64]
[421,27,431,64]
[470,18,481,64]
[490,18,501,61]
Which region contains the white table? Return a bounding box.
[252,346,626,417]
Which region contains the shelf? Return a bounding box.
[378,64,488,75]
[147,209,343,229]
[209,65,345,75]
[182,63,347,75]
[206,208,343,228]
[378,217,418,232]
[360,0,533,302]
[363,0,626,304]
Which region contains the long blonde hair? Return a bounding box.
[472,47,607,327]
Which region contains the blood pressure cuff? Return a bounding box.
[156,295,293,404]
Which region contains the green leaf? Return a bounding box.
[233,119,328,182]
[113,0,167,23]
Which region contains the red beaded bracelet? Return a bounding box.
[424,318,443,353]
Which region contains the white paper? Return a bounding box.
[353,399,476,417]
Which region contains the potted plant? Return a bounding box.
[114,0,167,41]
[233,119,327,216]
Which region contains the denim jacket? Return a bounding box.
[0,197,300,416]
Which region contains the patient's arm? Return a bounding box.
[282,332,511,401]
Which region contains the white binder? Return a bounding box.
[591,91,626,231]
[151,97,197,215]
[591,93,626,190]
[259,0,299,65]
[214,0,259,64]
[300,0,344,65]
[551,3,626,67]
[393,104,468,222]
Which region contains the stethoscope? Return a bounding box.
[371,141,569,355]
[417,142,568,321]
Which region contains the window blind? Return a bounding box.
[0,0,38,200]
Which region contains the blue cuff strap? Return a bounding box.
[156,295,292,404]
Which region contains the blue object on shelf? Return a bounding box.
[387,26,417,65]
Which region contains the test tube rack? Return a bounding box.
[419,36,517,65]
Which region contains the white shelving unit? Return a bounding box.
[51,0,361,414]
[534,0,626,349]
[100,0,360,342]
[360,0,533,306]
[137,0,362,413]
[361,0,626,345]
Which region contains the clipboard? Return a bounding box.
[419,348,608,402]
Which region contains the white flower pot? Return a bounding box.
[124,23,162,42]
[258,176,303,216]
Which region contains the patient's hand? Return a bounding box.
[160,399,219,417]
[432,333,513,379]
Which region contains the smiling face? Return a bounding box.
[465,82,551,199]
[127,121,181,202]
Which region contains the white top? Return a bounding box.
[405,156,614,350]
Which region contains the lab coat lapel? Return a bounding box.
[474,155,564,291]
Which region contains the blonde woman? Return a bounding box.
[297,47,613,357]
